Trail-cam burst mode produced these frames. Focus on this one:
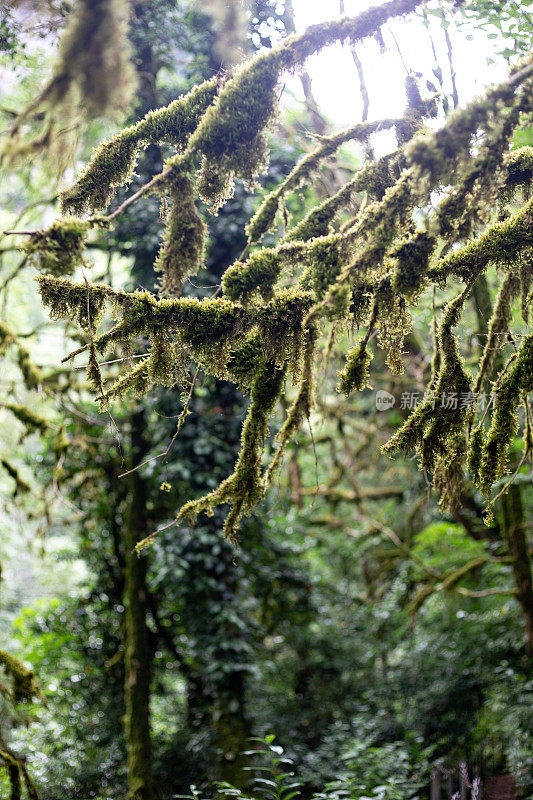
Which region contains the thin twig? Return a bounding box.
[118,364,201,478]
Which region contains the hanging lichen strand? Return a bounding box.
[28,0,533,542]
[1,0,137,168]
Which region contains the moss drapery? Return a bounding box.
[14,0,533,543]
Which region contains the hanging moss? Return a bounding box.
[382,286,473,509]
[147,336,178,386]
[1,0,137,168]
[395,74,437,145]
[301,237,344,300]
[392,231,435,298]
[60,78,218,215]
[375,276,413,373]
[24,219,99,276]
[192,52,283,209]
[36,274,114,329]
[473,271,520,393]
[246,117,399,243]
[154,171,207,295]
[52,0,136,119]
[338,338,373,396]
[153,356,286,544]
[3,404,48,434]
[430,195,533,282]
[478,333,533,493]
[97,358,152,406]
[504,145,533,197]
[86,343,103,394]
[265,326,316,484]
[226,334,264,390]
[433,432,467,513]
[467,423,485,486]
[0,323,42,389]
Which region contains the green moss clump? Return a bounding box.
[36,275,113,329]
[154,171,206,295]
[147,336,177,386]
[285,194,343,244]
[266,326,316,484]
[226,334,264,389]
[301,236,342,300]
[430,195,533,282]
[257,288,314,371]
[504,145,533,195]
[193,53,283,209]
[60,135,139,216]
[98,358,152,406]
[223,248,284,302]
[0,649,40,704]
[24,220,95,276]
[338,339,372,395]
[392,231,435,298]
[474,271,520,393]
[60,78,218,215]
[246,192,282,244]
[433,432,467,514]
[395,75,436,145]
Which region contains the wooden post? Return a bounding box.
[431,769,441,800]
[446,774,453,799]
[459,771,468,800]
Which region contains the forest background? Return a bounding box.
[0,1,532,799]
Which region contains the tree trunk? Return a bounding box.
[214,669,250,787]
[123,407,155,800]
[500,484,533,658]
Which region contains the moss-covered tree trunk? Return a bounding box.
[123,407,155,800]
[501,484,533,658]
